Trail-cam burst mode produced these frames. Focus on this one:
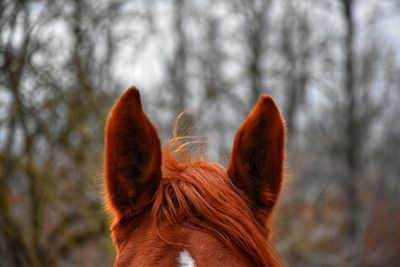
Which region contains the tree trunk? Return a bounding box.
[341,0,361,261]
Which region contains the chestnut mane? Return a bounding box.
[150,138,282,266]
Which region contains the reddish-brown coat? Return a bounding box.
[104,87,286,266]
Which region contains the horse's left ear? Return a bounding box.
[105,87,162,221]
[227,96,285,221]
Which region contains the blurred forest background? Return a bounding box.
[1,0,400,266]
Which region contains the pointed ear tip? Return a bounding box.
[257,95,285,125]
[258,95,280,111]
[125,86,141,99]
[117,86,142,107]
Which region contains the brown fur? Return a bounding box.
[104,87,286,266]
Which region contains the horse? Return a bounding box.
[104,87,286,266]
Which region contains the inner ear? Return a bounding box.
[104,87,162,221]
[227,96,285,220]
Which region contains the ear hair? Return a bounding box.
[104,87,162,221]
[227,96,285,221]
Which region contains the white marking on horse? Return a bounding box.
[178,250,196,267]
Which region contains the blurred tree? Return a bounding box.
[340,0,361,252]
[169,0,189,114]
[232,0,272,106]
[0,0,147,266]
[279,0,311,137]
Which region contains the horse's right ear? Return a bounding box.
[105,87,162,221]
